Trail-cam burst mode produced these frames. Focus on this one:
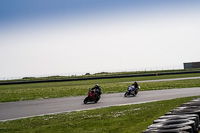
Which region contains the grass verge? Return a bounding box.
[0,96,199,133]
[0,73,200,102]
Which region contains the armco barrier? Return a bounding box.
[1,70,200,85]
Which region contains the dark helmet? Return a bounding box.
[132,81,137,85]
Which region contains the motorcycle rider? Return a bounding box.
[132,81,139,90]
[91,84,102,99]
[128,81,139,93]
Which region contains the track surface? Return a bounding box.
[0,77,200,122]
[1,87,200,122]
[124,76,200,83]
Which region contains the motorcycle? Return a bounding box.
[124,86,140,97]
[84,88,100,104]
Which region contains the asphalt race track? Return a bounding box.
[1,87,200,122]
[124,76,200,83]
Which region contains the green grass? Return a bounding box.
[0,96,199,133]
[1,73,200,102]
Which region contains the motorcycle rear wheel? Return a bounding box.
[95,95,100,103]
[124,92,128,97]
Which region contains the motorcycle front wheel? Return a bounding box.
[124,92,128,97]
[84,97,89,104]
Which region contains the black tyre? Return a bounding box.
[190,98,200,103]
[160,114,199,119]
[135,89,138,95]
[166,108,200,118]
[94,96,99,103]
[142,126,192,133]
[132,91,136,96]
[154,116,197,124]
[170,108,200,119]
[84,97,89,104]
[148,119,196,133]
[153,117,198,132]
[176,106,200,110]
[181,102,200,107]
[124,92,128,97]
[156,114,199,130]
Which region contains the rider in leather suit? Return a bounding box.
[91,84,102,99]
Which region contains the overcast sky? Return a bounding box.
[0,0,200,79]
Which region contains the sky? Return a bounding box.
[0,0,200,79]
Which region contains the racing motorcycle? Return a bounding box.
[124,86,140,97]
[84,88,100,104]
